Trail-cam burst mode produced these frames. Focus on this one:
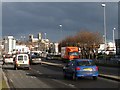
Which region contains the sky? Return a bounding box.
[2,2,118,42]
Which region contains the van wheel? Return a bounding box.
[14,66,17,70]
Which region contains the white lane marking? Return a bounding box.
[10,79,13,82]
[26,73,30,75]
[31,76,34,78]
[31,76,36,79]
[52,79,76,88]
[37,71,40,73]
[39,73,42,74]
[32,69,43,74]
[68,84,75,87]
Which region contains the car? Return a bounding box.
[30,55,42,65]
[110,55,120,64]
[29,52,42,65]
[13,54,30,70]
[46,54,54,60]
[3,54,14,65]
[63,59,99,80]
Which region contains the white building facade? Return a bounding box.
[98,42,116,55]
[4,36,16,53]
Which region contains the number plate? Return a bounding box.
[83,68,92,71]
[19,61,23,63]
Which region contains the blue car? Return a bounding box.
[63,59,99,80]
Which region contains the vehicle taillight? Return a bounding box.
[75,67,80,70]
[96,66,98,71]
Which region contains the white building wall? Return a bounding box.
[98,42,116,54]
[4,36,16,53]
[16,45,30,53]
[9,38,12,52]
[54,43,59,54]
[4,39,8,52]
[12,39,16,50]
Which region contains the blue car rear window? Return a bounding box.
[77,61,95,66]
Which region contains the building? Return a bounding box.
[3,36,16,54]
[98,42,116,55]
[49,43,59,54]
[28,33,50,52]
[29,33,42,42]
[15,45,30,53]
[40,39,50,51]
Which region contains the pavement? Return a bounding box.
[0,59,10,89]
[0,61,2,90]
[41,61,120,82]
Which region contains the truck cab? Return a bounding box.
[61,47,80,62]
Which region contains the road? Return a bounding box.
[2,63,119,89]
[43,59,119,77]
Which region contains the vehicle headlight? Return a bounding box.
[63,67,66,69]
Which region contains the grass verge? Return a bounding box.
[2,80,9,90]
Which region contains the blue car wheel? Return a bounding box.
[72,73,78,80]
[63,72,67,79]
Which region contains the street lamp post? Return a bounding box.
[101,3,107,54]
[44,33,46,39]
[59,24,62,47]
[113,28,116,44]
[44,33,47,53]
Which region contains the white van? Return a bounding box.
[13,54,30,70]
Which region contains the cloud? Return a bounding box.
[2,2,118,42]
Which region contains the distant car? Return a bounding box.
[110,55,120,64]
[3,54,13,65]
[46,54,54,60]
[13,54,30,70]
[29,52,42,65]
[63,59,99,80]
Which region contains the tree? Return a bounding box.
[58,30,103,59]
[75,30,103,59]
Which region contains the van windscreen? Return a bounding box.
[24,55,27,61]
[18,56,23,61]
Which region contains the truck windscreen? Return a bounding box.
[68,52,79,56]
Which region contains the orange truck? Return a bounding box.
[61,47,80,61]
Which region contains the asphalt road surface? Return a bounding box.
[2,63,119,89]
[43,59,119,77]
